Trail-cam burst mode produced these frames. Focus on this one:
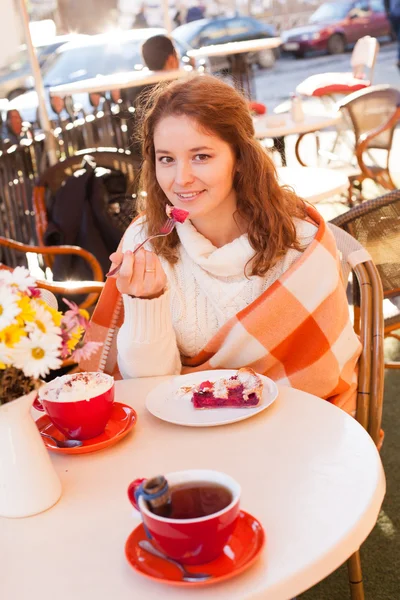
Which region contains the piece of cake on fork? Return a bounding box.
[181,368,263,409]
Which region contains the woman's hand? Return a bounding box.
[108,248,167,299]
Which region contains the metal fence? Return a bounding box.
[0,94,141,266]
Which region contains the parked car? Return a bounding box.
[172,15,278,71]
[0,35,88,100]
[281,0,393,58]
[6,28,204,126]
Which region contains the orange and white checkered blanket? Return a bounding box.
[80,206,361,414]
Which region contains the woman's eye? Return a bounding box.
[194,154,211,162]
[158,156,174,164]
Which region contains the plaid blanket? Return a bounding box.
[80,206,361,414]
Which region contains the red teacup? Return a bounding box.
[35,372,114,440]
[128,469,240,565]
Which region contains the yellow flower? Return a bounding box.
[43,302,63,327]
[16,295,35,325]
[0,324,26,347]
[66,326,84,351]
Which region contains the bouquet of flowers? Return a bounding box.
[0,267,101,405]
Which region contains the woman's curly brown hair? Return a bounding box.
[136,74,308,276]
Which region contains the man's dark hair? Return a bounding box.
[141,35,177,70]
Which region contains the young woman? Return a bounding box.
[105,75,361,413]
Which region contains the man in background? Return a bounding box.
[141,35,180,71]
[123,35,180,155]
[123,35,180,109]
[385,0,400,69]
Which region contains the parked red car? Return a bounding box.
[282,0,393,57]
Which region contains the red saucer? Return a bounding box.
[36,402,137,454]
[125,510,265,587]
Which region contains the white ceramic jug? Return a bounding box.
[0,390,62,518]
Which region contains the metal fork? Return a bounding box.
[138,540,211,582]
[106,217,176,277]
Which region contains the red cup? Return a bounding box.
[128,469,240,565]
[35,372,114,440]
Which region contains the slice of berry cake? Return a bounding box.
[182,368,263,409]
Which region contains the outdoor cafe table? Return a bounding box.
[278,166,350,204]
[188,38,281,98]
[49,68,190,98]
[254,112,341,166]
[1,377,385,600]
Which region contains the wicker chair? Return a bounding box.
[0,144,39,266]
[328,222,384,600]
[0,237,104,311]
[331,188,400,369]
[33,147,142,250]
[336,85,400,195]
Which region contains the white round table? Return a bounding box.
[188,38,281,99]
[49,68,190,97]
[254,113,340,140]
[254,113,341,166]
[1,378,384,600]
[278,166,350,203]
[187,38,282,59]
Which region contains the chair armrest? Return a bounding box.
[355,106,400,184]
[0,238,104,310]
[36,279,104,310]
[36,280,104,295]
[0,237,104,282]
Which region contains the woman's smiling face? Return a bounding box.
[154,115,238,221]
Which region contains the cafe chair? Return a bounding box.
[33,147,141,248]
[0,143,39,266]
[336,85,400,194]
[327,222,384,600]
[296,36,379,103]
[0,236,104,311]
[32,147,141,280]
[331,188,400,369]
[300,85,400,202]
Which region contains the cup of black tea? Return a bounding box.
[127,469,241,564]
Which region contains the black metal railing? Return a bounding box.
[0,93,141,266]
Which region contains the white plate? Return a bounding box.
[145,369,278,427]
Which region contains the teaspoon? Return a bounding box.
[138,540,211,582]
[41,432,83,448]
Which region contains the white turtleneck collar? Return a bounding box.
[176,219,255,278]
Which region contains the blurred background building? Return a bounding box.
[0,0,322,69]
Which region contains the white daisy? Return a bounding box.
[0,266,35,292]
[0,341,12,367]
[0,284,20,330]
[13,331,62,379]
[27,300,62,338]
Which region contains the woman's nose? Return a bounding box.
[174,161,195,186]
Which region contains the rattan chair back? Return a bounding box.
[328,222,385,599]
[328,222,384,445]
[337,85,400,151]
[33,148,141,251]
[350,36,379,81]
[331,190,400,295]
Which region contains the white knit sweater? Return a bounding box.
[117,216,318,379]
